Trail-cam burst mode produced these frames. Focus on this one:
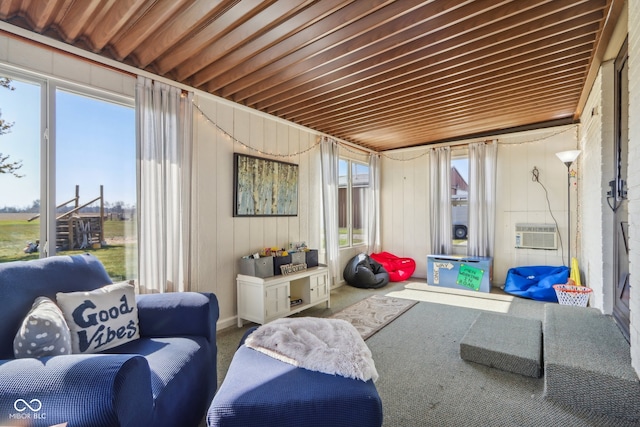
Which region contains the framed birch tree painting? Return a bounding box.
[233,153,299,216]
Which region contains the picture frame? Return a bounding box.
[233,153,299,217]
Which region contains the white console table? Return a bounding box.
[237,265,330,327]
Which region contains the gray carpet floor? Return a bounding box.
[213,280,638,427]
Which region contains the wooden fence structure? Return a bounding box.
[29,185,104,250]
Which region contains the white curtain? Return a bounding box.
[366,153,381,254]
[467,140,497,257]
[320,137,340,286]
[136,76,193,293]
[429,146,452,254]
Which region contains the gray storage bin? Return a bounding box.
[305,250,319,268]
[273,254,292,275]
[239,256,274,278]
[291,251,306,265]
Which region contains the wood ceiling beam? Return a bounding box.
[363,97,579,136]
[266,25,597,118]
[172,0,314,82]
[243,0,604,108]
[295,62,587,127]
[109,0,193,61]
[327,92,583,146]
[340,88,580,131]
[214,0,498,97]
[129,0,231,68]
[25,0,60,32]
[306,65,586,131]
[574,0,625,119]
[186,0,352,88]
[86,0,149,52]
[371,117,577,150]
[343,101,577,148]
[254,4,604,118]
[240,0,540,105]
[202,0,399,93]
[297,44,592,125]
[44,0,97,43]
[143,1,270,71]
[287,20,600,121]
[323,87,581,139]
[0,0,17,17]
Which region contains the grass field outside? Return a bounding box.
[0,215,136,280]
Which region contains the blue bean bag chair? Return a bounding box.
[503,265,570,302]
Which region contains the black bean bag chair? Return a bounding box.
[343,253,390,289]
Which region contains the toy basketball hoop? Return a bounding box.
[553,284,592,307]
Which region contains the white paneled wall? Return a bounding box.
[380,150,430,278]
[380,126,578,285]
[0,34,134,97]
[494,129,578,283]
[192,95,323,328]
[628,0,640,374]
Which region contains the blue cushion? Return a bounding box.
[104,336,213,427]
[0,354,153,426]
[208,345,383,427]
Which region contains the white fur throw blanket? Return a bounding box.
[245,317,379,382]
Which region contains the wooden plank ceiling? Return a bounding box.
[0,0,621,152]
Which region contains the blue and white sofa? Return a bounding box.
[0,253,219,427]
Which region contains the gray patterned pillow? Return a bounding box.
[14,296,72,358]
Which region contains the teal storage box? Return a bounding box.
[427,255,492,292]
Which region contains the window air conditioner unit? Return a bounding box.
[515,223,557,250]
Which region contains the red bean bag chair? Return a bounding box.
[370,252,416,282]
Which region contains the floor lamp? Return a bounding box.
[555,150,581,266]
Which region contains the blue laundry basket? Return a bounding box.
[503,265,570,302]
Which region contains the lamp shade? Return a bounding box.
[556,150,581,164]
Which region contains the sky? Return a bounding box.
[452,158,469,183]
[0,78,136,210]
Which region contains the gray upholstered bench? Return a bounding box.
[544,304,640,420]
[460,312,542,378]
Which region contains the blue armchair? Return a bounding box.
[0,254,219,427]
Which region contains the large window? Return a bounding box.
[0,77,41,262]
[451,157,468,246]
[0,70,136,280]
[338,158,369,247]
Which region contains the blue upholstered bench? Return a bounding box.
[207,328,383,427]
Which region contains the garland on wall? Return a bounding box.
[380,125,579,161]
[194,102,321,159]
[194,101,579,162]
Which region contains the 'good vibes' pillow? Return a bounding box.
[56,281,140,354]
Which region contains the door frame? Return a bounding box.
[611,37,630,340]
